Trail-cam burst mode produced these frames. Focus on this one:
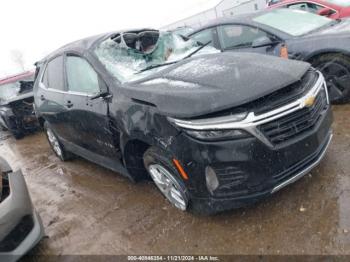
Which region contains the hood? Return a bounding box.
[0,92,34,106]
[121,52,310,118]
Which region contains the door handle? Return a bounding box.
[65,101,74,108]
[40,95,46,101]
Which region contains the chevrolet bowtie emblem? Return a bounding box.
[304,96,316,108]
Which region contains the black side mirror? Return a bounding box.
[252,36,279,48]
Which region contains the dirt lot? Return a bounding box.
[1,105,350,256]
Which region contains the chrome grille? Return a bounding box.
[259,88,328,145]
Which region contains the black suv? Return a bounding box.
[34,30,333,214]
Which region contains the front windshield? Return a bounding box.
[94,31,218,83]
[326,0,350,7]
[253,9,333,36]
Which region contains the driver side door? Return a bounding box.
[62,54,119,158]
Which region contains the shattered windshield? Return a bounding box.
[253,9,333,36]
[0,77,33,102]
[94,30,218,83]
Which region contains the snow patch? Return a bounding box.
[170,58,228,78]
[142,78,200,89]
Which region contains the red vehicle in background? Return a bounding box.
[268,0,350,19]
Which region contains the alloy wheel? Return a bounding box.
[148,164,188,211]
[318,61,350,102]
[46,129,62,158]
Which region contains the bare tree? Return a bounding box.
[10,49,25,71]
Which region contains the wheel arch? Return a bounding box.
[122,138,152,181]
[37,116,45,128]
[305,49,350,63]
[120,130,179,181]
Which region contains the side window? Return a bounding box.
[43,56,65,91]
[190,29,214,46]
[287,2,324,13]
[41,67,49,88]
[217,25,270,50]
[287,3,308,10]
[66,56,100,94]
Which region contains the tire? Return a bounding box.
[44,122,73,161]
[311,53,350,104]
[143,146,190,211]
[13,130,24,140]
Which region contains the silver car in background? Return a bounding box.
[0,156,44,262]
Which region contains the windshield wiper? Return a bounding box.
[224,42,252,50]
[182,40,212,60]
[137,40,212,73]
[137,61,178,73]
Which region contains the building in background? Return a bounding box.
[163,0,267,30]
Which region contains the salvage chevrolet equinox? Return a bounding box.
[33,30,333,214]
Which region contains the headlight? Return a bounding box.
[185,129,249,141]
[168,112,250,141]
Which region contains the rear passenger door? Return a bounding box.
[36,55,68,139]
[63,54,119,158]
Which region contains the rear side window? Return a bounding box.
[287,2,325,13]
[43,56,65,91]
[66,56,100,95]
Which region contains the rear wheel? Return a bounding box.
[311,54,350,104]
[44,122,73,161]
[143,147,189,211]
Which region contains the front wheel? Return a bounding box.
[312,54,350,104]
[144,147,189,211]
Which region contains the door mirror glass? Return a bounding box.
[66,56,100,95]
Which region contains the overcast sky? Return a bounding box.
[0,0,218,78]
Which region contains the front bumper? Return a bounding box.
[0,106,38,135]
[0,158,44,262]
[172,103,333,214]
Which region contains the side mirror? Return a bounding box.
[318,7,334,17]
[252,36,277,48]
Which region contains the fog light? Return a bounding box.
[205,166,219,194]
